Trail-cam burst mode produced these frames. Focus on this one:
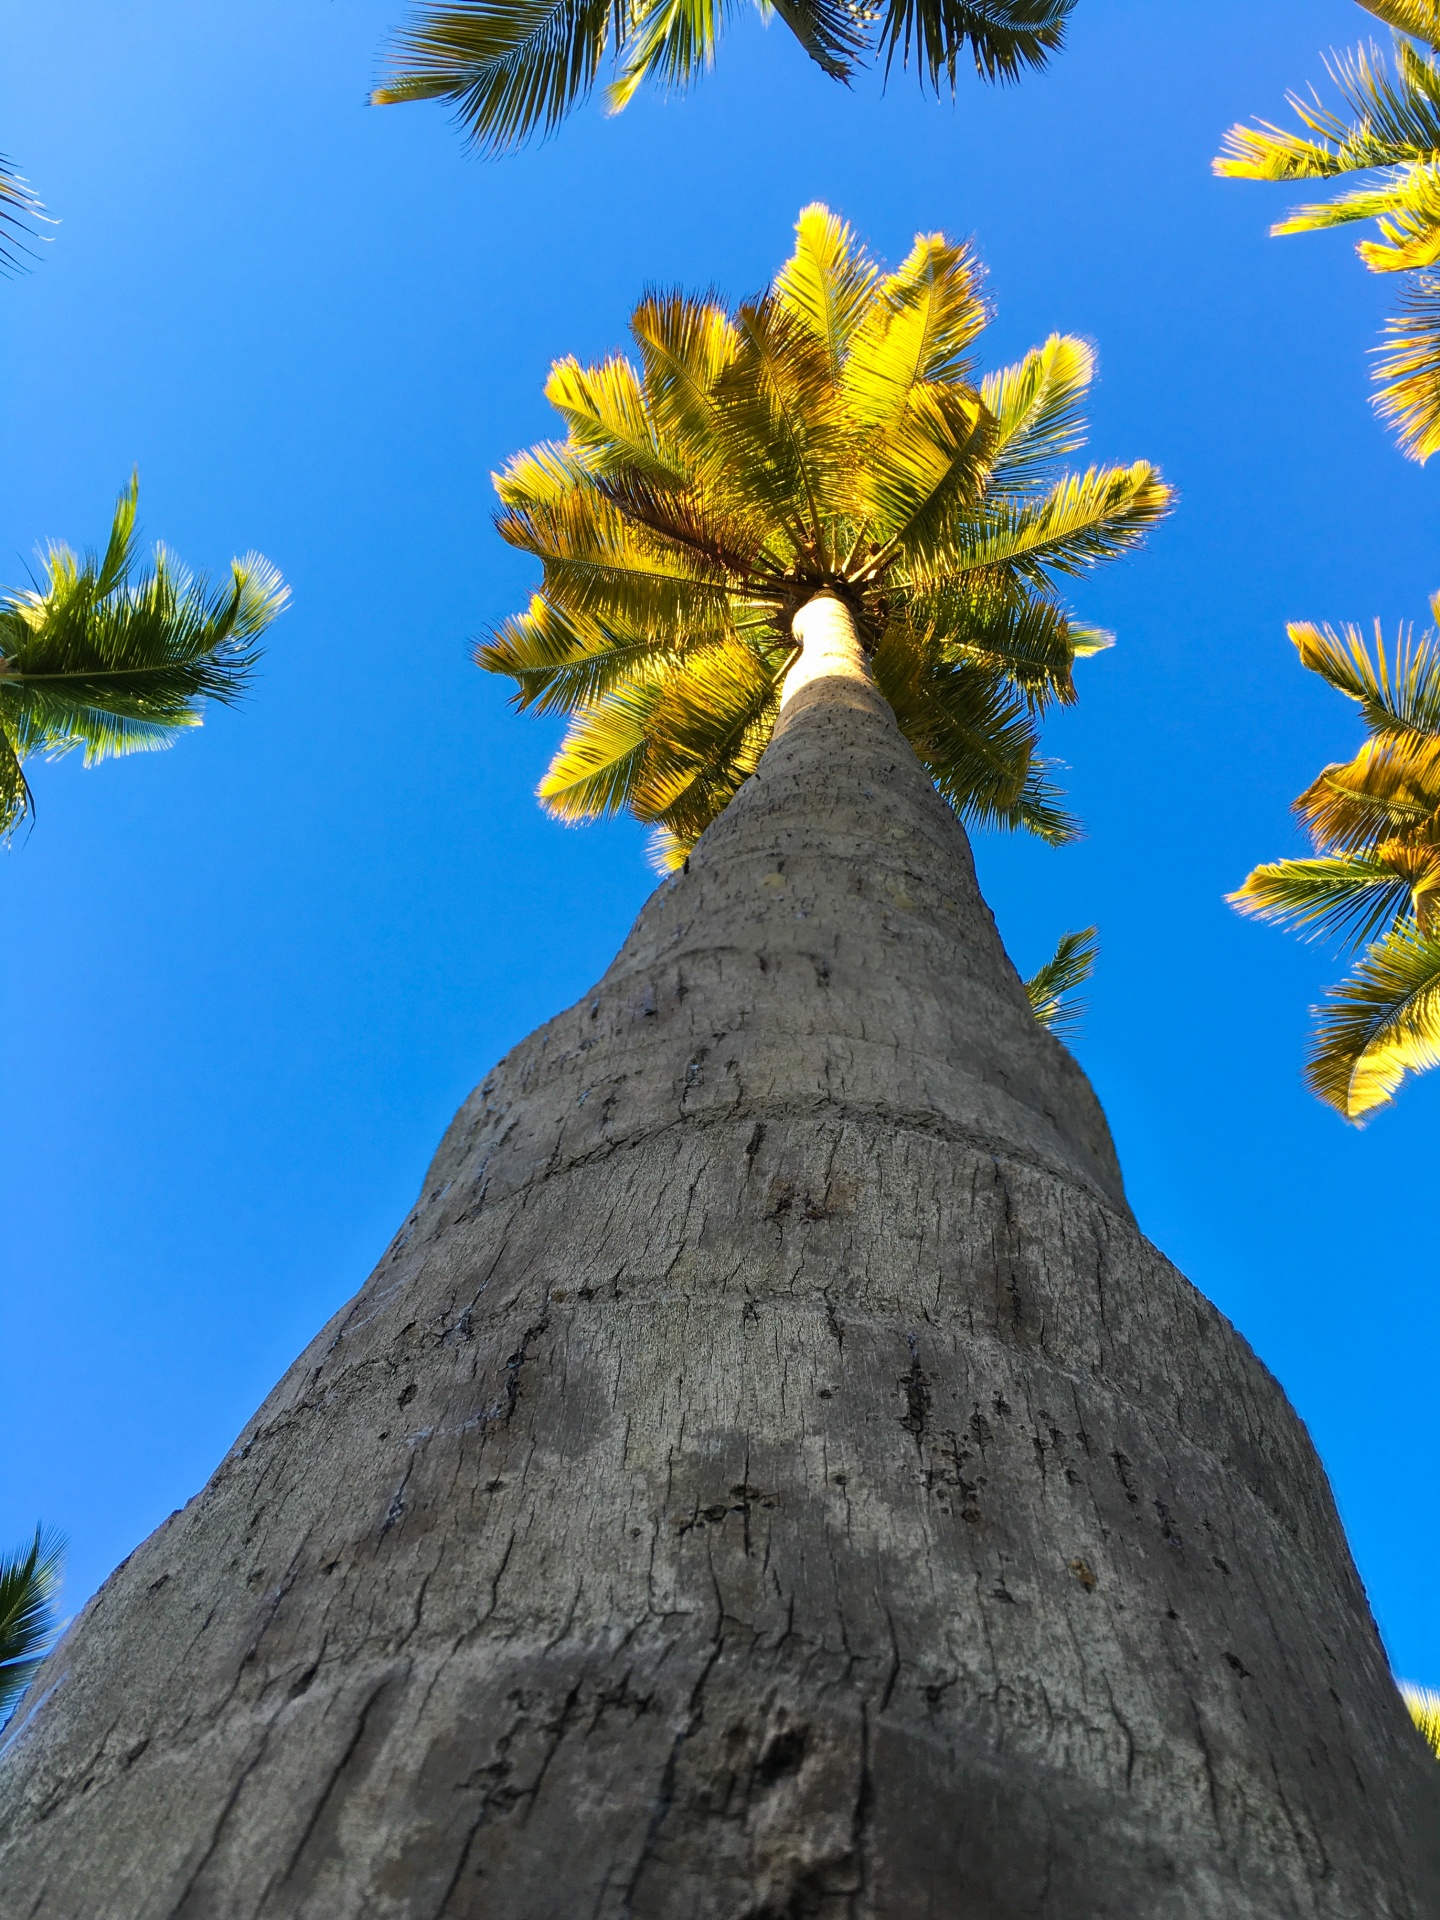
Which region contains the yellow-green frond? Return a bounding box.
[981,335,1094,497]
[773,204,879,379]
[1375,276,1440,457]
[1305,918,1440,1117]
[1402,1683,1440,1757]
[545,354,689,483]
[1228,853,1419,950]
[843,231,987,427]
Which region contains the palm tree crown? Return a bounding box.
[373,0,1074,155]
[1215,0,1440,460]
[1231,612,1440,1119]
[0,477,288,841]
[480,206,1170,868]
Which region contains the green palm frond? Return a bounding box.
[0,154,44,276]
[1365,1,1440,52]
[1402,1683,1440,1758]
[0,476,288,841]
[483,205,1170,861]
[1375,273,1440,456]
[0,1529,64,1720]
[1023,925,1098,1035]
[374,0,1073,153]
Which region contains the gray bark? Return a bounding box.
[2,659,1437,1919]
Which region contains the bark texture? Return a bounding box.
[3,665,1438,1919]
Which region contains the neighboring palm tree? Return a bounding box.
[1230,614,1440,1119]
[480,205,1169,867]
[1405,1683,1440,1758]
[373,0,1074,154]
[1214,0,1440,460]
[0,476,289,842]
[0,1531,63,1724]
[1023,923,1097,1034]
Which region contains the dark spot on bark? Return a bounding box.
[397,1384,418,1408]
[1112,1450,1139,1503]
[993,1394,1011,1416]
[1069,1558,1097,1592]
[1155,1500,1183,1551]
[992,1584,1016,1603]
[899,1347,931,1442]
[148,1574,169,1595]
[1225,1652,1252,1678]
[485,1479,505,1493]
[755,1726,807,1788]
[970,1410,993,1454]
[745,1123,765,1163]
[1212,1555,1231,1575]
[288,1661,319,1700]
[818,1388,833,1399]
[833,1474,847,1487]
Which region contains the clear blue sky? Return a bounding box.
[3,0,1437,1683]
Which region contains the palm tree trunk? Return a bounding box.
[2,593,1437,1917]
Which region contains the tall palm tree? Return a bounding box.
[0,1532,63,1725]
[0,476,288,841]
[373,0,1074,154]
[1230,613,1440,1119]
[3,209,1436,1916]
[1215,0,1440,460]
[481,206,1168,867]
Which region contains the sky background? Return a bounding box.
[2,0,1437,1683]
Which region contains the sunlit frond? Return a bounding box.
[1023,925,1098,1035]
[844,232,988,426]
[1229,853,1420,950]
[1305,918,1440,1117]
[1402,1683,1440,1759]
[774,204,879,380]
[981,336,1094,498]
[1375,273,1440,457]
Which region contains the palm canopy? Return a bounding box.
[1214,0,1440,459]
[373,0,1073,155]
[1230,611,1440,1119]
[0,1529,63,1721]
[1405,1683,1440,1759]
[0,477,288,842]
[480,206,1171,869]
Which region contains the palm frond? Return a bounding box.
[1402,1682,1440,1758]
[1229,853,1420,950]
[980,335,1094,498]
[876,0,1073,92]
[904,462,1171,590]
[0,154,45,276]
[773,204,879,381]
[0,479,287,840]
[1289,618,1440,743]
[1375,274,1440,457]
[0,1529,64,1720]
[843,232,988,426]
[605,0,731,111]
[1023,925,1097,1035]
[372,0,616,153]
[1305,917,1440,1117]
[1365,0,1440,52]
